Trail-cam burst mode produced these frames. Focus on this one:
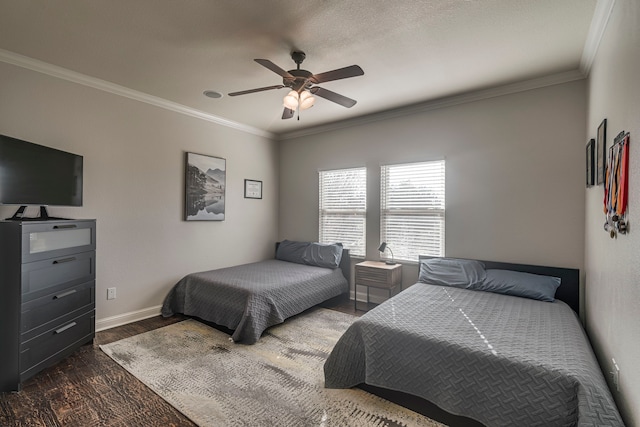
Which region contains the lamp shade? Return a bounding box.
[378,242,396,264]
[299,91,315,110]
[283,90,299,109]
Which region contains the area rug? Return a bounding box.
[100,308,444,427]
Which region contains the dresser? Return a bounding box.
[354,261,402,311]
[0,219,96,392]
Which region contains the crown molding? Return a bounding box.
[580,0,616,75]
[277,69,585,140]
[0,49,274,140]
[1,41,595,143]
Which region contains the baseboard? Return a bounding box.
[96,305,162,332]
[96,291,386,331]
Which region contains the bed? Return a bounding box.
[324,256,624,427]
[161,240,349,344]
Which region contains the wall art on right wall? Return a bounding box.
[596,118,607,185]
[586,138,595,187]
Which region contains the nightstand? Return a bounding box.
[354,261,402,311]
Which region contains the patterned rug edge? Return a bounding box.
[100,308,445,427]
[100,319,205,426]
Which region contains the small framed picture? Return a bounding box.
[244,179,262,199]
[596,119,607,185]
[586,139,595,187]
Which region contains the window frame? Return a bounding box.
[318,166,367,258]
[380,160,445,263]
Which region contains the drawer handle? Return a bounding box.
[55,322,77,334]
[53,289,77,300]
[53,224,77,229]
[53,257,76,264]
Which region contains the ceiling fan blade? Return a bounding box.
[282,108,295,119]
[310,65,364,84]
[310,87,357,108]
[254,59,294,78]
[228,85,285,96]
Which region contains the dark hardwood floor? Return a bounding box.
[1,298,480,427]
[0,299,359,427]
[1,314,195,427]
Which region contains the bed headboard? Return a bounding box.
[418,256,580,314]
[338,248,351,283]
[274,242,351,284]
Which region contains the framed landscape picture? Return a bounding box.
[596,119,607,185]
[184,152,226,221]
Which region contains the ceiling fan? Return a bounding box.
[228,51,364,119]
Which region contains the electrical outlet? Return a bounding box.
[107,287,117,300]
[611,358,620,391]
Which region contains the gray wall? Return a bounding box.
[585,0,640,424]
[0,61,279,328]
[1,14,634,422]
[279,80,587,305]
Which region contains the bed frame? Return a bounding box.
[361,256,581,427]
[337,248,351,284]
[418,255,580,314]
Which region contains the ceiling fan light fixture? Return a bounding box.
[283,90,299,109]
[299,91,315,110]
[234,52,363,119]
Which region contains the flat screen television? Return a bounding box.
[0,134,83,218]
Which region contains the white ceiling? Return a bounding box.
[0,0,601,138]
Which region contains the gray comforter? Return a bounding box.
[324,283,624,427]
[161,259,348,344]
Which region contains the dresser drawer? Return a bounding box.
[20,310,94,380]
[21,281,95,335]
[356,266,390,285]
[21,221,96,263]
[0,219,96,392]
[21,251,95,301]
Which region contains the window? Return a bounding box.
[319,167,366,257]
[380,160,445,262]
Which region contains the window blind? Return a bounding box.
[380,160,445,262]
[319,167,366,257]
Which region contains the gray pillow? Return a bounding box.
[276,240,310,264]
[475,269,560,302]
[276,240,343,269]
[302,242,343,268]
[418,258,486,288]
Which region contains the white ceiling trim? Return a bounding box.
[580,0,616,75]
[277,69,586,140]
[0,49,274,140]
